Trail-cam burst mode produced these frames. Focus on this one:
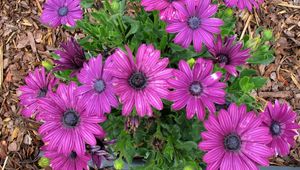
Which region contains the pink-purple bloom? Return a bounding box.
[261,100,300,156]
[44,147,90,170]
[168,58,226,120]
[41,0,83,27]
[199,103,273,170]
[109,44,172,117]
[209,35,251,77]
[38,82,106,155]
[224,0,264,11]
[77,54,118,116]
[54,37,87,77]
[19,67,58,119]
[141,0,185,21]
[90,139,116,169]
[166,0,224,52]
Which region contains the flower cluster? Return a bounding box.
[19,41,299,170]
[199,101,299,169]
[17,0,299,170]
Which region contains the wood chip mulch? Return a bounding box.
[235,0,300,166]
[0,0,299,169]
[0,0,80,169]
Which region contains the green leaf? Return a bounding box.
[247,51,274,64]
[239,69,257,77]
[176,141,198,151]
[42,60,53,71]
[125,19,140,39]
[216,5,236,36]
[114,131,135,163]
[80,0,94,8]
[252,77,267,89]
[245,36,274,65]
[51,53,60,60]
[239,76,255,93]
[163,139,174,161]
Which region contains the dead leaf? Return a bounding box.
[27,31,36,53]
[23,134,32,145]
[11,127,19,140]
[16,35,29,49]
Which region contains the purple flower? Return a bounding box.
[224,0,264,11]
[54,37,87,77]
[43,147,90,170]
[41,0,83,27]
[261,100,300,156]
[77,54,118,116]
[199,103,273,170]
[90,139,116,169]
[166,0,223,52]
[209,35,251,77]
[168,58,226,120]
[19,67,58,119]
[38,82,106,155]
[109,44,172,117]
[141,0,185,21]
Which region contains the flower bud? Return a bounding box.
[114,158,124,170]
[111,1,120,12]
[187,58,195,67]
[263,29,273,41]
[38,157,50,168]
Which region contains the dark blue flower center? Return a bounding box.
[224,134,241,151]
[168,0,177,2]
[58,6,69,16]
[37,88,48,98]
[93,80,106,93]
[270,121,281,136]
[63,110,79,127]
[189,81,203,96]
[188,16,201,30]
[129,72,147,90]
[216,54,230,64]
[69,151,77,159]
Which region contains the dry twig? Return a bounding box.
[278,2,300,9]
[240,14,253,40]
[1,156,9,170]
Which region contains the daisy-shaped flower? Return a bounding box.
[169,58,226,120]
[44,147,90,170]
[19,67,58,119]
[109,44,172,117]
[41,0,83,27]
[199,103,273,170]
[209,35,251,77]
[38,82,106,155]
[141,0,185,21]
[77,54,118,116]
[54,37,87,77]
[224,0,264,11]
[166,0,223,52]
[261,100,300,156]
